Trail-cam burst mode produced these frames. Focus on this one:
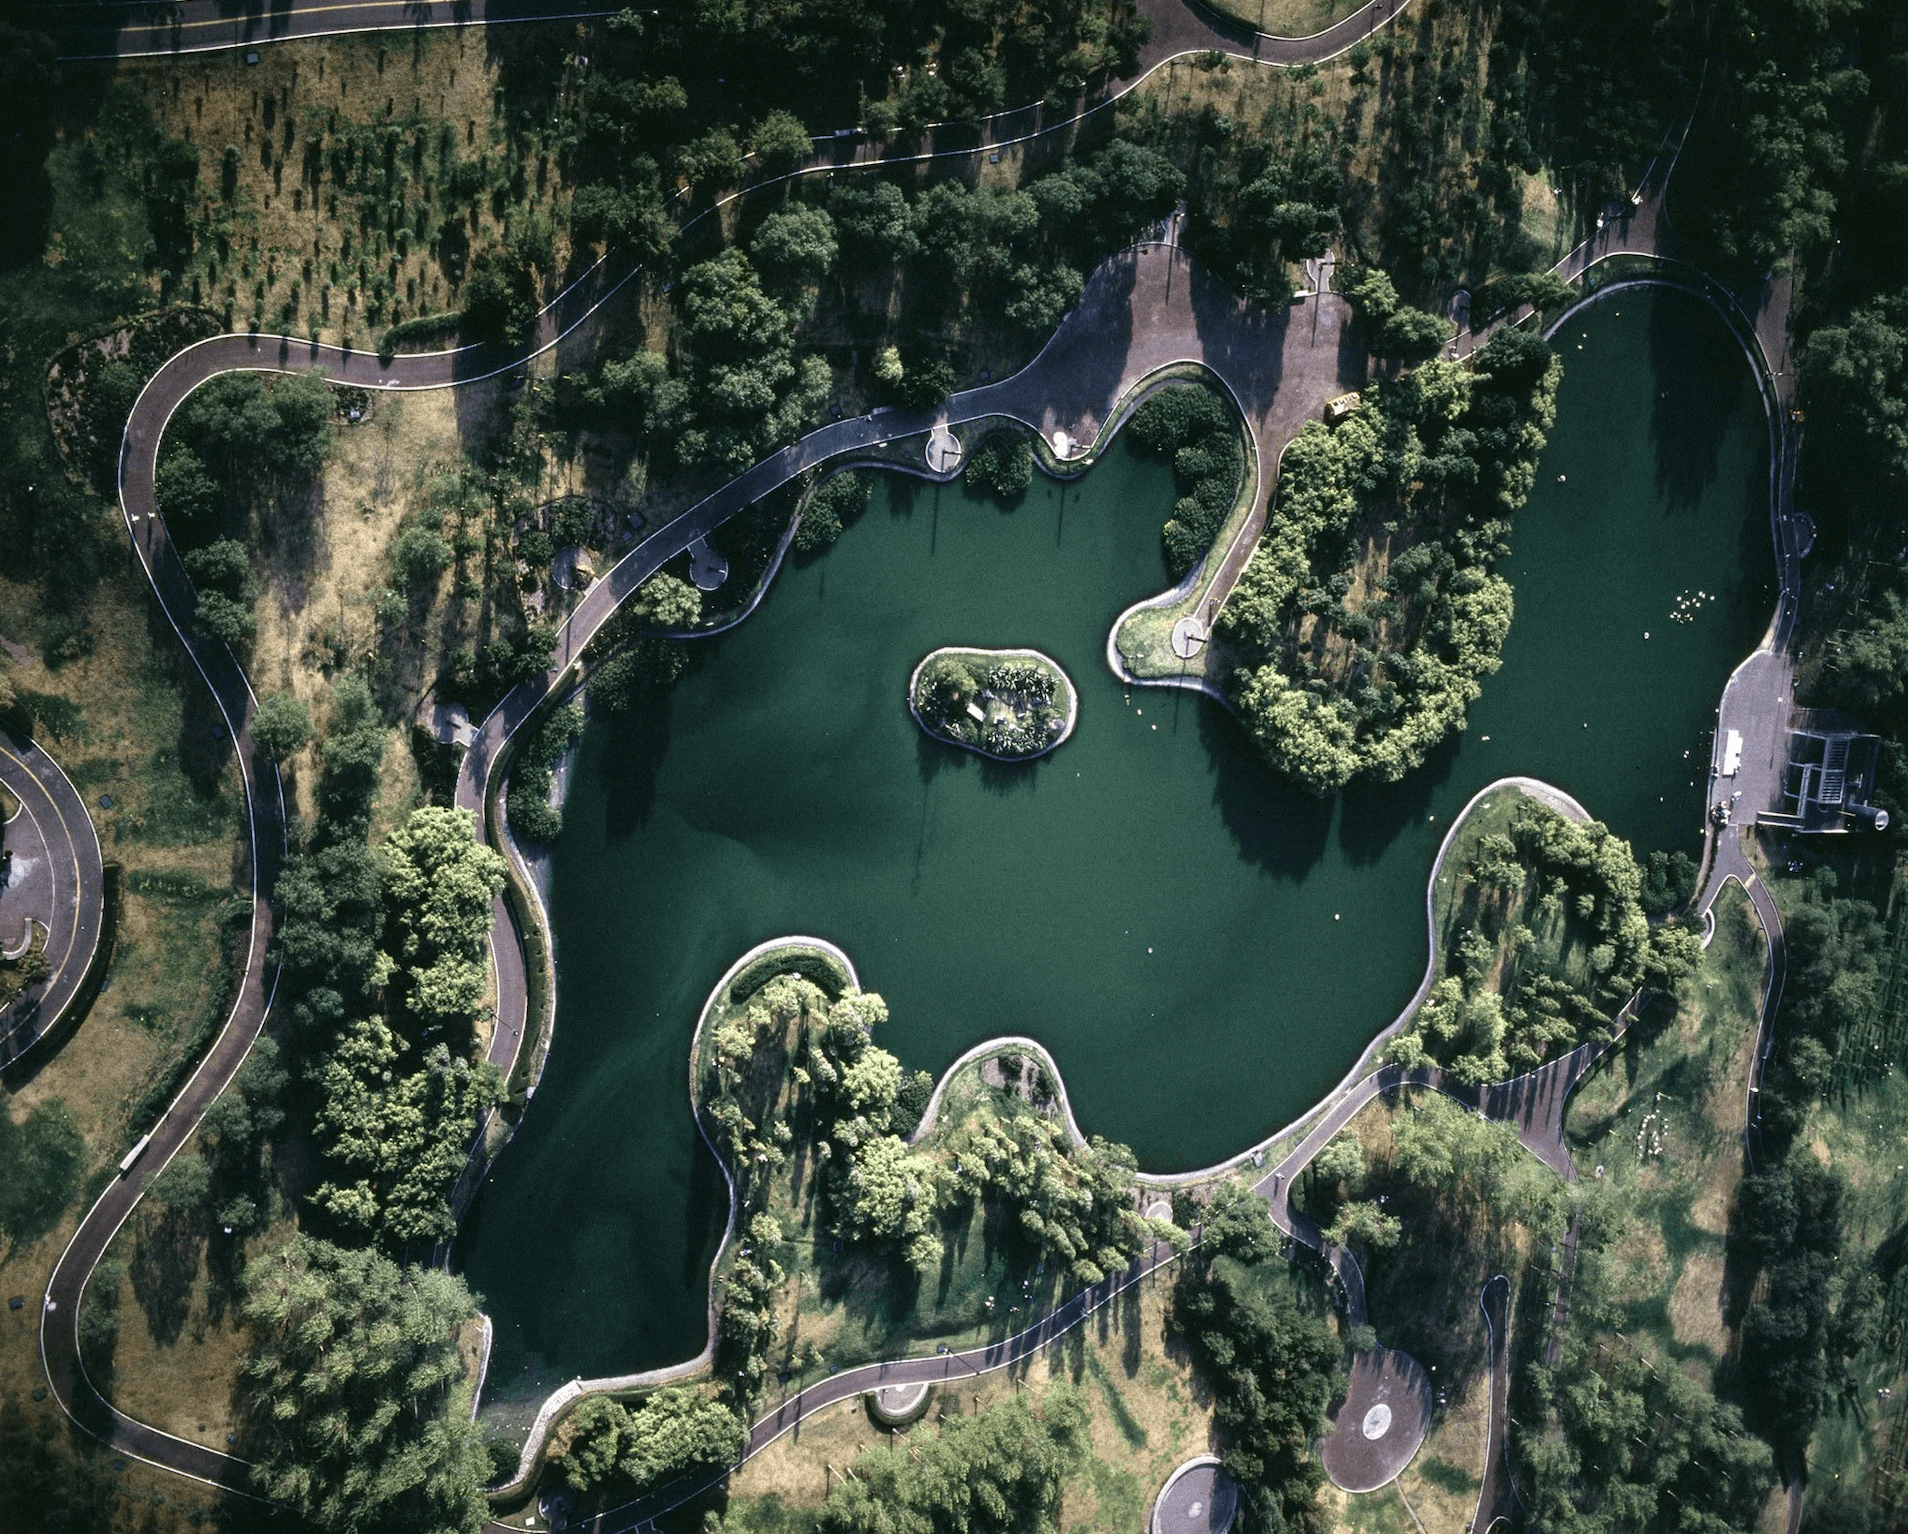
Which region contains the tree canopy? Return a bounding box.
[239,1237,491,1534]
[1220,331,1559,794]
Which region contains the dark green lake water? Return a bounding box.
[457,289,1772,1403]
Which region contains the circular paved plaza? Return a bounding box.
[1152,1455,1238,1534]
[1318,1346,1432,1493]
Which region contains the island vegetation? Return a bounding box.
[700,953,1174,1375]
[1390,792,1702,1084]
[1217,328,1561,796]
[910,648,1076,760]
[1,0,1903,1525]
[1126,383,1250,580]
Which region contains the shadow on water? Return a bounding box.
[682,1134,726,1288]
[1338,734,1460,869]
[1647,288,1750,512]
[1198,706,1333,878]
[597,689,676,839]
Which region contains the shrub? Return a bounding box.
[965,430,1033,501]
[795,471,870,553]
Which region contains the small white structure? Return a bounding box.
[926,423,962,474]
[1720,729,1743,778]
[687,535,730,593]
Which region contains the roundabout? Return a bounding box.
[0,722,105,1070]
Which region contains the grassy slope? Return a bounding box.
[1561,884,1765,1381]
[127,30,572,347]
[723,1257,1343,1534]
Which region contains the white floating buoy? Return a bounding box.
[1644,631,1650,639]
[1557,473,1567,483]
[1334,913,1341,921]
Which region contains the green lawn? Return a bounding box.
[1561,883,1766,1376]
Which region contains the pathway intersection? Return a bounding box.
[29,0,1813,1525]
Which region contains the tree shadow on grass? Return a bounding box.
[130,1205,203,1347]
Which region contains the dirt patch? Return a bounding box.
[1669,1249,1728,1357]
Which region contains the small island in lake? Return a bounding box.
[909,647,1077,761]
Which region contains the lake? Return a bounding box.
[456,287,1772,1407]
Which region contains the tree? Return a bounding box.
[392,524,453,587]
[1197,1178,1279,1266]
[310,1017,502,1246]
[155,447,222,542]
[551,1387,743,1493]
[965,429,1032,500]
[895,355,956,411]
[0,1393,120,1534]
[748,109,813,173]
[661,247,829,471]
[1803,291,1908,490]
[631,571,702,629]
[252,691,313,760]
[794,471,869,553]
[828,180,919,267]
[590,641,686,711]
[749,206,837,306]
[185,537,257,645]
[808,1388,1088,1534]
[1173,1260,1341,1531]
[0,1098,84,1249]
[239,1236,490,1534]
[1311,1130,1367,1191]
[382,806,506,1027]
[1324,1198,1401,1250]
[316,674,388,833]
[461,250,536,347]
[837,1133,944,1269]
[678,126,744,194]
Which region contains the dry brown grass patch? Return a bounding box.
[1668,1249,1728,1358]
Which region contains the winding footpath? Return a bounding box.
[32,0,1416,1506]
[31,0,1817,1523]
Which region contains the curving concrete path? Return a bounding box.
[0,724,105,1070]
[34,3,1379,1497]
[34,0,1818,1521]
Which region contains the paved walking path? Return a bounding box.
[1471,1273,1513,1531]
[0,725,105,1069]
[35,0,1821,1522]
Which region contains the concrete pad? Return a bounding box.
[1152,1455,1238,1534]
[926,424,962,473]
[687,536,731,593]
[1318,1346,1432,1493]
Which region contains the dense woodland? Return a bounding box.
[1220,327,1560,793]
[1392,803,1702,1082]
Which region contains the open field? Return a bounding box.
[123,27,576,348]
[1564,882,1765,1379]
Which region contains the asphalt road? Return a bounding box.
[26,0,619,60]
[1471,1273,1513,1530]
[0,725,106,1069]
[35,0,1820,1521]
